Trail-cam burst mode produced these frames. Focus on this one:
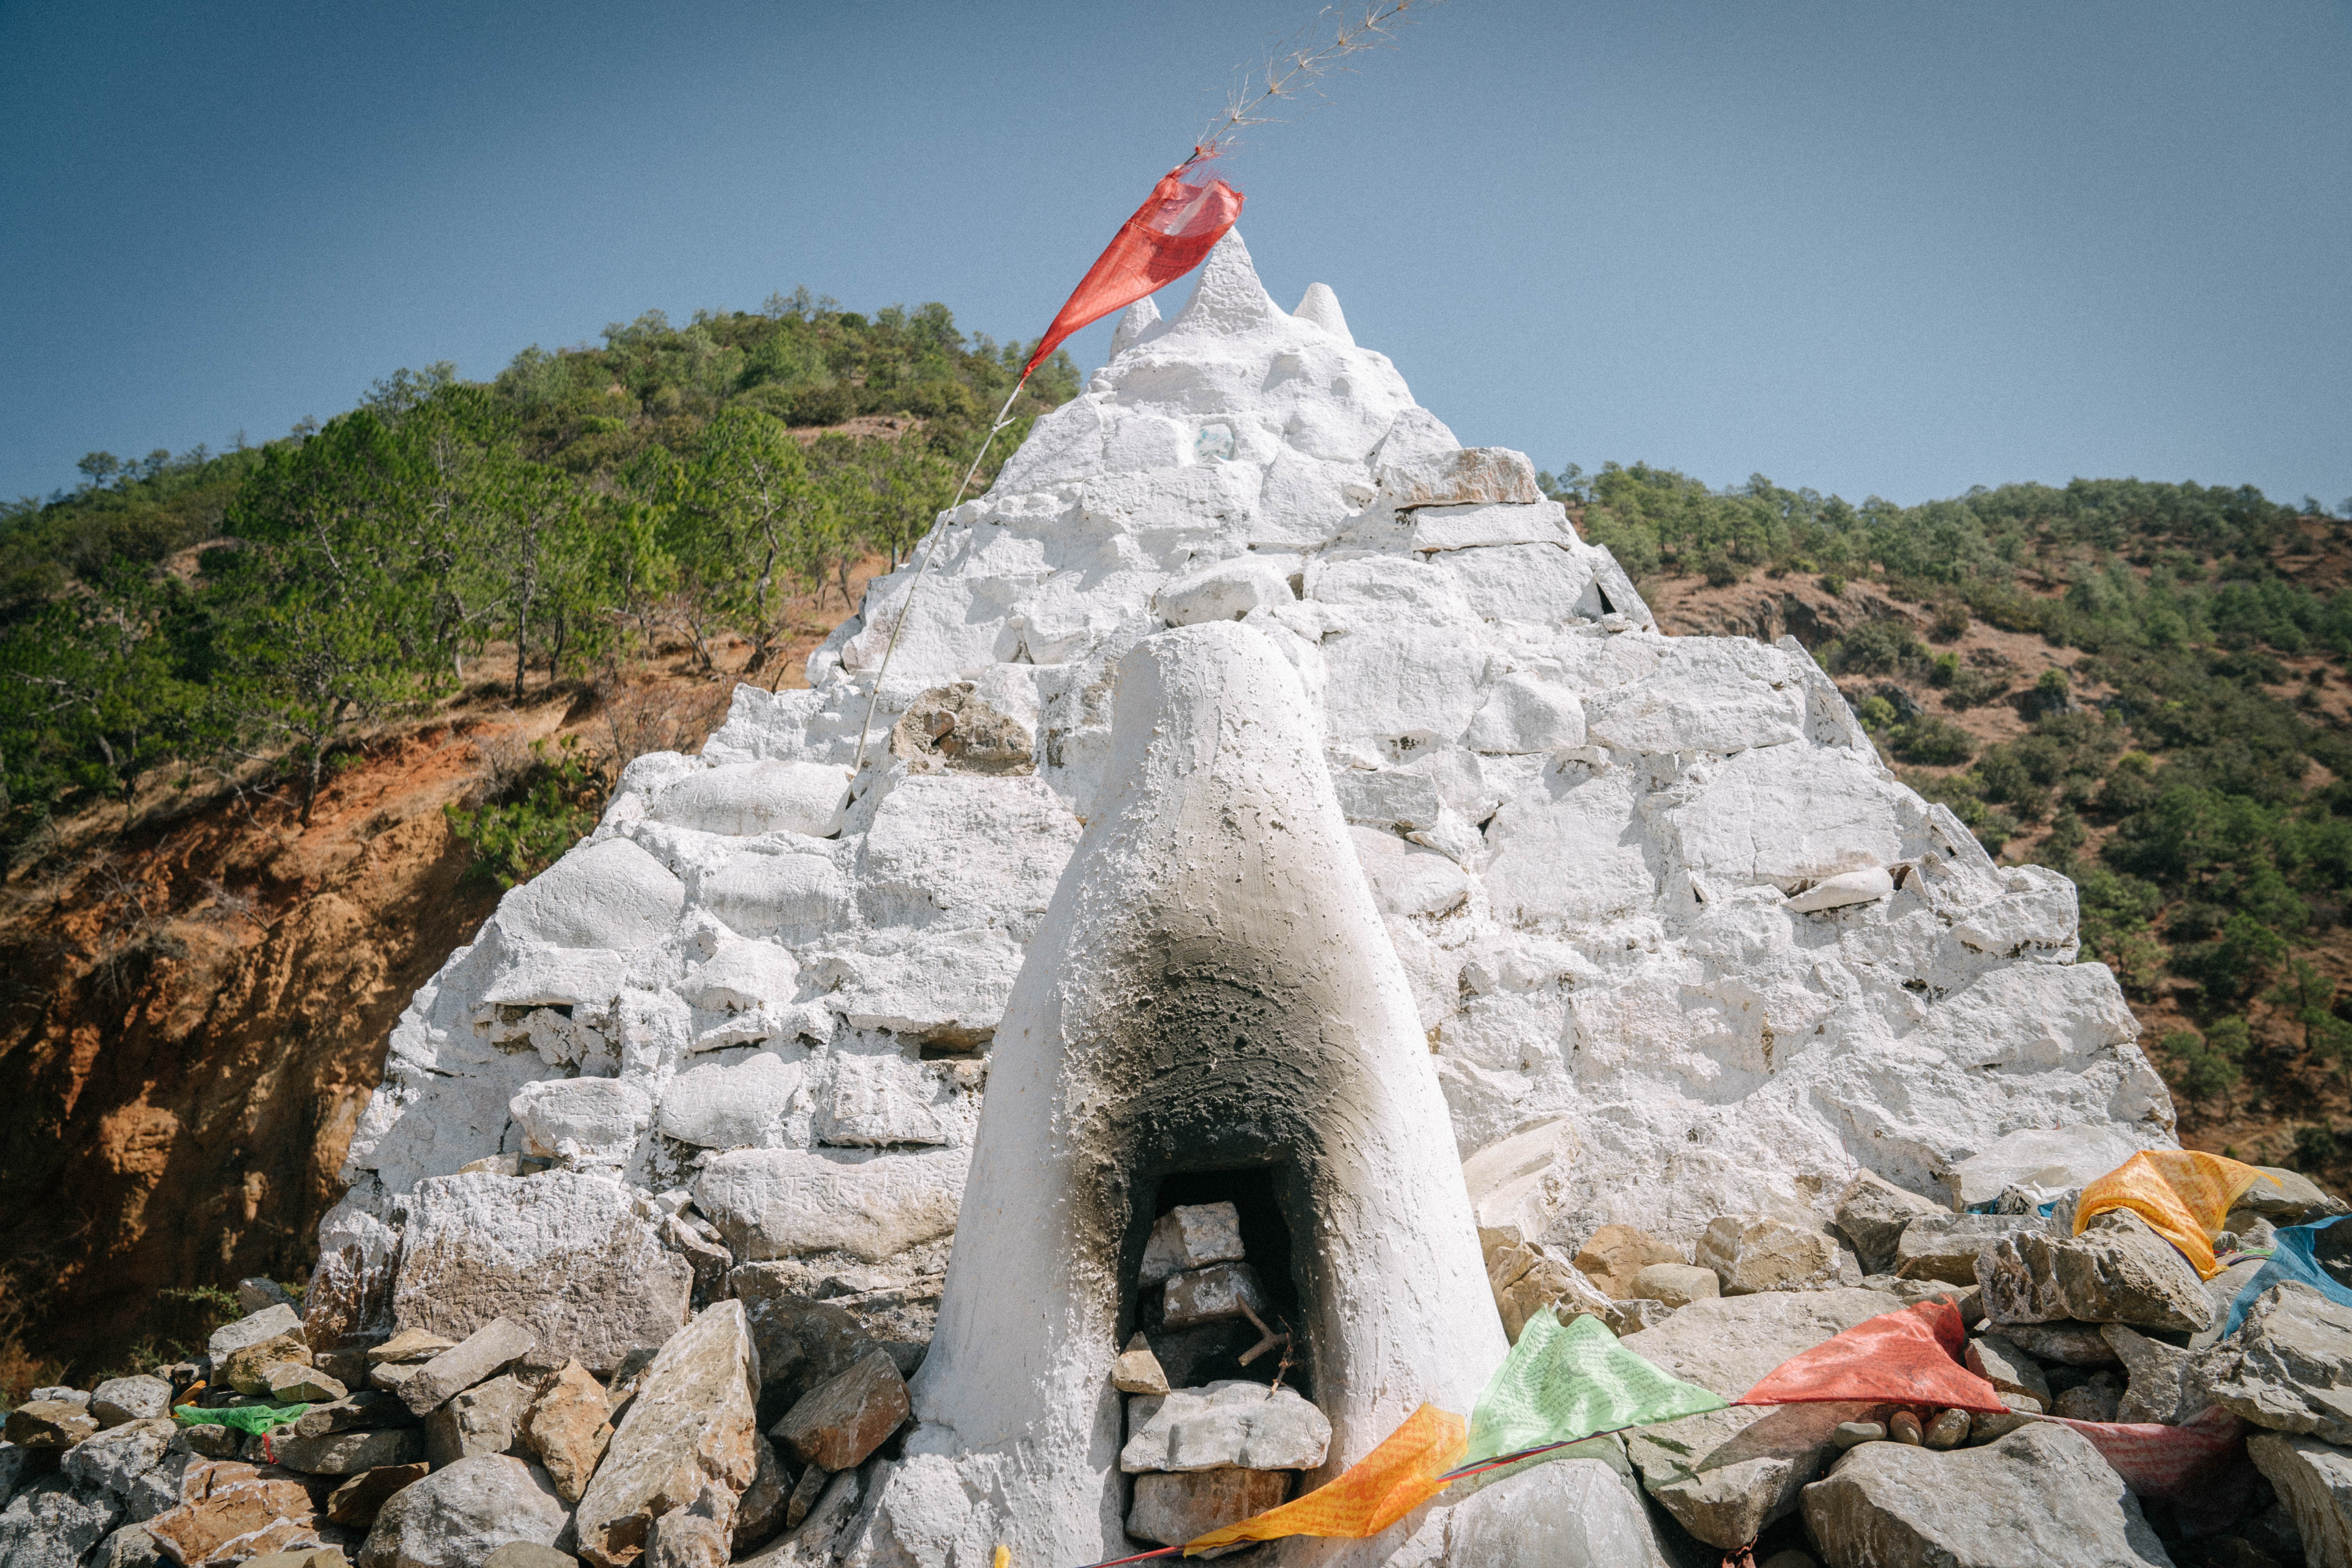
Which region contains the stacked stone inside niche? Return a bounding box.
[1114,1183,1332,1549]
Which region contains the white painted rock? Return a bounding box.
[507,1078,650,1161]
[1153,554,1297,626]
[325,230,2175,1564]
[390,1173,690,1375]
[497,837,683,949]
[1138,1204,1246,1287]
[695,1145,968,1262]
[1120,1382,1332,1473]
[647,760,850,838]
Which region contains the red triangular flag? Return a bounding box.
[1022,159,1244,377]
[1736,1300,2008,1413]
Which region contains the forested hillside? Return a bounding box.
[1546,461,2352,1178]
[0,295,1078,843]
[5,299,2350,1383]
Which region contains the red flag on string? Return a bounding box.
[1735,1300,2009,1414]
[1022,157,1244,377]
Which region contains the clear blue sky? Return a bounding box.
[4,0,2347,510]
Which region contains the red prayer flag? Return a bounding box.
[1735,1301,2009,1414]
[1022,158,1244,377]
[2037,1405,2252,1525]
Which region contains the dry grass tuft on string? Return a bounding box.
[1198,1,1445,156]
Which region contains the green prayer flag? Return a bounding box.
[1464,1308,1726,1464]
[172,1401,311,1436]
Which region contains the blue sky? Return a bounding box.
[4,0,2347,509]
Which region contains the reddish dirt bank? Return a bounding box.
[0,571,877,1389]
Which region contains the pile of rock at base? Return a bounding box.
[1475,1160,2352,1567]
[0,1257,909,1568]
[1112,1203,1329,1548]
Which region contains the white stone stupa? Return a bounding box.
[863,621,1504,1566]
[310,230,2172,1563]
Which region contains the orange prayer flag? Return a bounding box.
[2076,1150,2272,1281]
[1181,1404,1466,1553]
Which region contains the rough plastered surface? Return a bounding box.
[318,229,2172,1399]
[848,624,1503,1568]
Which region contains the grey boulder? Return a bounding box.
[91,1378,173,1428]
[1119,1381,1330,1473]
[1801,1422,2173,1566]
[2196,1281,2352,1444]
[60,1419,181,1518]
[424,1374,535,1467]
[1440,1450,1670,1568]
[273,1428,428,1477]
[1834,1171,1947,1277]
[1622,1287,1902,1548]
[0,1475,125,1568]
[2237,1168,2349,1225]
[2002,1321,2122,1366]
[357,1454,570,1568]
[2246,1430,2352,1568]
[1895,1213,2048,1287]
[1977,1210,2214,1334]
[1963,1334,2050,1408]
[2102,1324,2205,1426]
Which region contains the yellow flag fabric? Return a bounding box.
[2075,1150,2273,1280]
[1181,1403,1466,1553]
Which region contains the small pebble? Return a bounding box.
[1832,1420,1886,1449]
[1889,1409,1924,1445]
[1924,1408,1970,1450]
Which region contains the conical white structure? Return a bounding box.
[866,621,1502,1566]
[321,232,2169,1561]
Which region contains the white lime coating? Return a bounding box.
[317,236,2173,1534]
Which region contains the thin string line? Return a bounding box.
[847,371,1032,778]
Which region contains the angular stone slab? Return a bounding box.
[1160,1263,1268,1330]
[146,1461,323,1566]
[772,1350,909,1472]
[2198,1282,2352,1444]
[2247,1431,2352,1568]
[1622,1288,1902,1548]
[1978,1210,2214,1334]
[91,1377,172,1429]
[521,1360,612,1505]
[391,1172,690,1377]
[355,1454,568,1568]
[396,1318,534,1417]
[1697,1216,1859,1295]
[1125,1469,1291,1549]
[574,1298,760,1568]
[1119,1381,1330,1473]
[422,1375,533,1467]
[1800,1422,2172,1567]
[271,1428,426,1477]
[1895,1212,2048,1287]
[1835,1171,1947,1277]
[1138,1203,1246,1287]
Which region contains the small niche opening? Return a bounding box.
[1124,1163,1308,1399]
